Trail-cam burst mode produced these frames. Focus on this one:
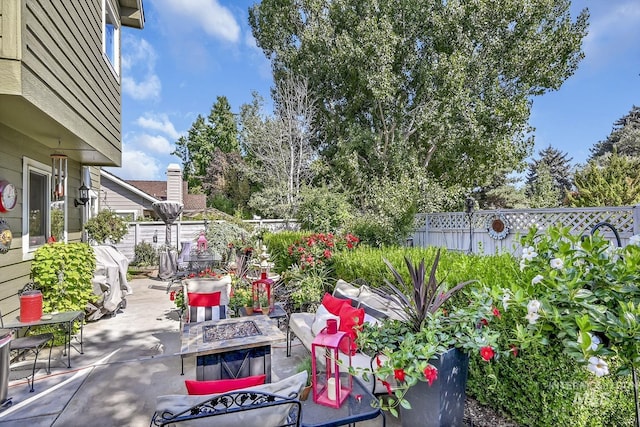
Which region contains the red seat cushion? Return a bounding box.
[184,374,267,395]
[321,293,350,316]
[187,291,221,307]
[338,305,365,355]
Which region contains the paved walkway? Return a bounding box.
[0,277,392,426]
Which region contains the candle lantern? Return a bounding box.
[251,267,273,313]
[197,231,208,251]
[311,326,352,408]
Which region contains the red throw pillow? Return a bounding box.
[184,374,267,395]
[321,293,350,316]
[338,305,365,355]
[188,291,221,307]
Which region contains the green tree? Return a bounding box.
[528,162,560,208]
[525,146,573,205]
[589,106,640,161]
[568,152,640,207]
[296,186,353,232]
[172,96,240,191]
[250,0,588,192]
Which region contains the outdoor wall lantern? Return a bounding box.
[74,183,90,207]
[311,322,352,408]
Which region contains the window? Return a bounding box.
[103,0,120,74]
[22,158,51,256]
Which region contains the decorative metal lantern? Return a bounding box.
[197,231,208,251]
[311,326,352,408]
[251,267,273,313]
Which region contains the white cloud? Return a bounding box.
[122,36,161,100]
[157,0,240,42]
[136,114,181,139]
[137,134,174,155]
[108,149,162,180]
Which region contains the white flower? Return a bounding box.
[527,299,541,313]
[550,258,564,270]
[578,333,601,351]
[630,234,640,246]
[502,293,510,310]
[531,275,544,286]
[521,246,538,261]
[525,311,540,324]
[519,258,526,271]
[587,356,609,377]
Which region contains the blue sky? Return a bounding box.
[108,0,640,181]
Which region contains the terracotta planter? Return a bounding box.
[244,306,254,315]
[399,347,469,427]
[300,385,312,401]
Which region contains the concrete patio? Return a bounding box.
[0,276,392,426]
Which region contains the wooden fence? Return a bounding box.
[408,205,640,255]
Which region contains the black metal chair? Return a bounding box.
[0,311,54,392]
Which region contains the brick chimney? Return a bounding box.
[166,164,183,203]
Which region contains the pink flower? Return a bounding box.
[323,249,332,259]
[510,345,518,357]
[492,307,501,318]
[423,365,438,385]
[480,346,495,361]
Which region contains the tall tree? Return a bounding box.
[249,0,588,193]
[172,96,240,192]
[568,152,640,207]
[525,146,573,205]
[240,78,318,217]
[528,162,560,208]
[589,106,640,161]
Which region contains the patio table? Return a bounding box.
[4,310,84,368]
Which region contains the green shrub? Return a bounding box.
[132,241,157,266]
[262,231,311,272]
[204,221,253,262]
[31,242,96,313]
[84,209,129,244]
[296,187,353,233]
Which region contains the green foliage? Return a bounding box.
[204,221,253,261]
[250,0,587,190]
[282,264,332,311]
[589,105,640,161]
[296,186,353,233]
[526,145,573,206]
[568,152,640,206]
[51,207,64,242]
[527,162,561,208]
[84,210,129,244]
[31,242,96,313]
[262,231,312,272]
[131,241,157,267]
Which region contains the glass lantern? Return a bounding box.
[251,267,273,313]
[311,328,352,408]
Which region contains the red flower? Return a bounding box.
[509,345,518,357]
[480,318,489,327]
[480,346,495,361]
[323,249,332,259]
[381,380,393,395]
[47,236,56,243]
[394,368,406,382]
[423,365,438,386]
[346,242,353,249]
[376,356,382,368]
[492,307,501,318]
[169,291,175,301]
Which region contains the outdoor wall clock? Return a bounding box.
[0,180,17,213]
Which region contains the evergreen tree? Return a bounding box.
[589,106,640,161]
[525,146,573,206]
[568,152,640,207]
[528,162,560,208]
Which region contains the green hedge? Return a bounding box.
[262,231,311,272]
[330,244,635,425]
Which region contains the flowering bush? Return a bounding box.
[354,251,499,415]
[186,268,224,279]
[286,232,359,270]
[512,225,640,379]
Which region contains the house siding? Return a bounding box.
[100,177,154,218]
[0,123,83,316]
[19,0,121,164]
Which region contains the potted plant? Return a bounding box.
[355,249,498,426]
[296,355,314,400]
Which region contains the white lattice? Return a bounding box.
[412,206,639,254]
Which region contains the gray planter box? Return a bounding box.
[399,347,469,427]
